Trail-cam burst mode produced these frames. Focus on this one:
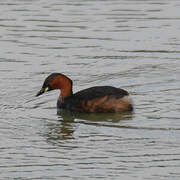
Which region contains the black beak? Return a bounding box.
[36,88,45,97]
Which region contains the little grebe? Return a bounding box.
[36,73,133,113]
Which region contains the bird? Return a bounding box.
[36,73,133,113]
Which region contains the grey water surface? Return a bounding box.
[0,0,180,179]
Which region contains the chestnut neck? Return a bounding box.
[50,74,73,98]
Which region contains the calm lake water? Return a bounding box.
[0,0,180,179]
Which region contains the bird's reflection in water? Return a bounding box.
[45,110,133,144]
[45,112,75,143]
